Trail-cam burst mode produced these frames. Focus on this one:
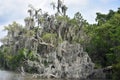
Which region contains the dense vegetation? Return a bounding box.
[85,8,120,80]
[0,1,120,79]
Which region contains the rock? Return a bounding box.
[87,69,106,79]
[23,41,95,79]
[24,60,45,74]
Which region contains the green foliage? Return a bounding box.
[96,10,115,25]
[18,48,37,61]
[42,33,56,40]
[106,53,116,65]
[25,30,35,38]
[84,8,120,80]
[42,33,57,43]
[112,62,120,80]
[43,60,49,67]
[56,16,69,22]
[0,49,6,68]
[86,9,120,67]
[0,47,37,70]
[94,63,102,69]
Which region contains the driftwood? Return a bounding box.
[87,66,113,79]
[39,42,54,47]
[103,66,112,72]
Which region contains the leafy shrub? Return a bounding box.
[42,33,57,43]
[112,62,120,80]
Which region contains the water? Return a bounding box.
[0,70,45,80]
[0,70,68,80]
[0,70,107,80]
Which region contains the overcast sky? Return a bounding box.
[0,0,120,46]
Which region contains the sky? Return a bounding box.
[0,0,120,46]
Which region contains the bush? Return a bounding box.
[112,62,120,80]
[42,33,57,44]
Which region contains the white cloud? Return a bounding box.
[0,0,89,25]
[65,0,89,6]
[100,0,118,3]
[0,0,119,44]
